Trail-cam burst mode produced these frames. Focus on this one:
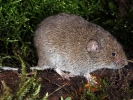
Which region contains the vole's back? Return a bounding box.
[34,13,96,75]
[34,13,127,76]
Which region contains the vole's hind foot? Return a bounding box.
[54,67,70,80]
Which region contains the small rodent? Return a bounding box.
[34,13,128,83]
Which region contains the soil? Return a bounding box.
[0,62,133,100]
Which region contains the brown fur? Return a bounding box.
[34,13,128,80]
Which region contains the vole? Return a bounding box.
[33,13,128,83]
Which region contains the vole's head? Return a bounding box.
[87,34,128,69]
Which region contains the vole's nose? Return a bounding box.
[115,58,128,67]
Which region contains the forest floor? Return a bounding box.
[0,63,133,100]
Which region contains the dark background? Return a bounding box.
[0,0,132,68]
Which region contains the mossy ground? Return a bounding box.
[0,0,133,99]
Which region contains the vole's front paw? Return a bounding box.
[84,73,97,85]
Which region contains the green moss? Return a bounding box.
[0,0,132,99]
[0,0,132,67]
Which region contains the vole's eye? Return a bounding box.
[112,52,116,56]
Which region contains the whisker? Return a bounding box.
[127,60,133,63]
[120,57,129,63]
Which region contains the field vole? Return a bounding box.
[34,13,128,83]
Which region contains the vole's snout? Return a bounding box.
[115,57,128,67]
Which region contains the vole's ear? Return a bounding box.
[87,39,100,52]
